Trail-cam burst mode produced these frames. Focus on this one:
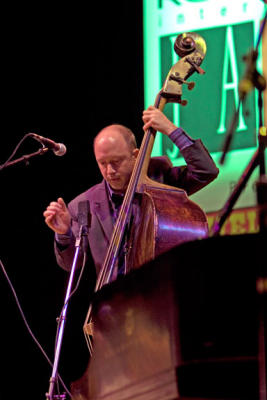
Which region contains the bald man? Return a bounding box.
[44,106,219,275]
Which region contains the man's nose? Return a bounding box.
[107,163,116,174]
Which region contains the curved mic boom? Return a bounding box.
[30,133,67,156]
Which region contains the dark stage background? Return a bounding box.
[1,2,144,398]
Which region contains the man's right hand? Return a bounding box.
[142,106,177,136]
[43,197,71,234]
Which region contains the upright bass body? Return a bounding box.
[126,177,208,271]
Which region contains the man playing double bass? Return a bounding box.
[43,106,219,277]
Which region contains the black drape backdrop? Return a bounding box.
[1,2,143,398]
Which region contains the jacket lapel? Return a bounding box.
[91,180,114,241]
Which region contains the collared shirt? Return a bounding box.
[169,127,194,150]
[105,181,132,277]
[105,181,124,223]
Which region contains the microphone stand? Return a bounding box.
[0,147,49,170]
[46,201,90,400]
[212,11,267,236]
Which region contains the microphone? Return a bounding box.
[78,200,91,253]
[30,133,67,156]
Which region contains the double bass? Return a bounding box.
[83,32,208,354]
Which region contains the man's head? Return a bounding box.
[94,124,139,192]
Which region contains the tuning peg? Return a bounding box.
[185,81,195,90]
[186,57,206,74]
[169,73,195,90]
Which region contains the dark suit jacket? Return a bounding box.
[55,139,219,273]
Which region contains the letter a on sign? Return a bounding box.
[217,26,247,135]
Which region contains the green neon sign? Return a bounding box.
[143,0,266,212]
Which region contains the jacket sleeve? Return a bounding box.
[53,199,87,271]
[149,139,219,195]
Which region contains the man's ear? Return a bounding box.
[132,148,139,159]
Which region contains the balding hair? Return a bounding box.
[94,124,137,151]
